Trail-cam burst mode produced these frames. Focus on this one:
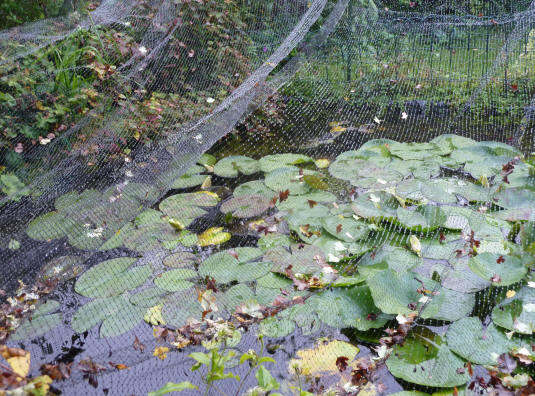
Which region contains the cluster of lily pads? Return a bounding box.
[20,134,535,389]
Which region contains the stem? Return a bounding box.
[213,384,230,396]
[234,366,254,396]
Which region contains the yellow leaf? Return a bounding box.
[314,158,330,169]
[198,227,231,247]
[153,346,169,360]
[35,101,46,111]
[144,305,166,326]
[330,125,347,133]
[288,340,359,377]
[6,351,30,378]
[479,175,490,188]
[195,190,219,200]
[169,218,185,230]
[506,290,516,298]
[410,235,422,257]
[200,176,212,190]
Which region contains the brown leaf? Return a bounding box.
[279,190,289,203]
[307,200,317,208]
[497,256,505,264]
[336,356,349,372]
[40,363,72,381]
[336,224,343,233]
[206,277,218,293]
[108,362,129,370]
[133,336,145,353]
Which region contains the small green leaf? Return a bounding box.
[148,381,198,396]
[256,366,279,391]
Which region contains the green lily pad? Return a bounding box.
[198,153,216,167]
[198,248,267,284]
[314,286,391,331]
[265,245,326,276]
[395,205,447,232]
[446,317,513,365]
[352,191,400,220]
[265,167,319,195]
[492,286,535,335]
[154,269,196,292]
[163,252,198,268]
[233,180,275,199]
[74,258,151,298]
[494,188,535,210]
[367,270,474,321]
[259,317,295,338]
[259,154,313,173]
[388,142,444,161]
[219,284,256,313]
[321,216,370,242]
[220,194,271,218]
[468,253,526,286]
[387,327,470,387]
[159,192,218,223]
[12,300,62,340]
[358,246,422,279]
[27,211,77,241]
[130,287,169,307]
[213,156,259,177]
[256,272,293,289]
[162,289,202,328]
[258,234,292,252]
[171,174,207,189]
[72,295,145,338]
[277,192,336,212]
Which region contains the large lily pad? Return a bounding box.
[72,295,145,338]
[468,253,526,286]
[314,286,391,330]
[446,317,513,365]
[159,192,218,223]
[352,191,400,220]
[233,180,275,199]
[395,205,447,232]
[74,258,151,298]
[264,167,319,196]
[154,269,196,292]
[321,216,370,242]
[367,270,474,321]
[492,287,535,334]
[198,248,268,284]
[265,245,326,276]
[12,300,62,340]
[220,195,271,218]
[358,246,422,279]
[213,156,259,177]
[259,154,313,173]
[387,327,470,387]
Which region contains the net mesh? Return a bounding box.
[1,0,535,394]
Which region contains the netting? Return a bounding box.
[1,0,535,395]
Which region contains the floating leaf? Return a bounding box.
[213,156,259,177]
[233,180,275,199]
[265,167,319,196]
[302,175,328,190]
[259,317,295,338]
[259,154,313,173]
[198,248,266,284]
[492,287,535,335]
[289,340,360,376]
[74,258,151,298]
[468,253,526,286]
[154,269,195,292]
[220,195,271,218]
[12,300,62,341]
[197,227,231,247]
[446,317,513,365]
[367,270,474,321]
[387,327,469,387]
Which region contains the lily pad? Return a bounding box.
[387,327,470,387]
[159,192,218,223]
[233,180,275,199]
[220,194,271,218]
[265,245,326,276]
[198,248,267,284]
[38,255,85,283]
[213,156,259,177]
[130,287,169,307]
[197,227,231,247]
[351,191,400,220]
[258,234,292,251]
[289,340,360,376]
[259,154,313,173]
[446,317,513,365]
[171,174,207,189]
[314,286,391,330]
[265,167,319,195]
[74,258,151,298]
[162,289,202,328]
[395,205,447,232]
[321,216,370,242]
[259,317,295,338]
[367,270,474,321]
[468,253,526,286]
[26,211,77,241]
[154,269,196,292]
[72,295,145,338]
[12,300,62,340]
[358,246,422,279]
[492,287,535,334]
[163,252,198,268]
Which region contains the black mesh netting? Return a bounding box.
[1,0,535,395]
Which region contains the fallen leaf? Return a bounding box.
[336,356,349,372]
[153,346,170,360]
[133,336,145,352]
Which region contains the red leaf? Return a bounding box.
[278,190,289,202]
[336,356,349,372]
[497,256,505,264]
